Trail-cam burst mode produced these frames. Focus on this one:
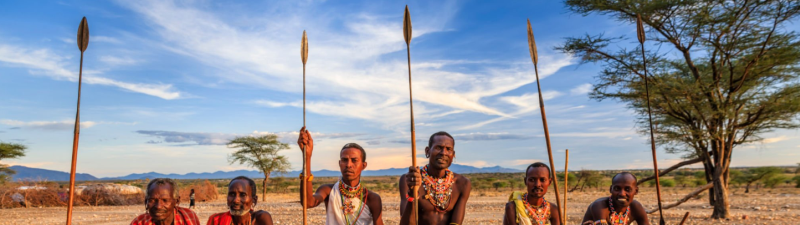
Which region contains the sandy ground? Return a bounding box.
[1,187,798,225]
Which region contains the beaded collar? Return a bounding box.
[521,193,550,225]
[421,165,456,212]
[338,178,367,225]
[607,197,630,225]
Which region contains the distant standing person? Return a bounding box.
[502,162,561,225]
[130,178,201,225]
[206,176,274,225]
[189,189,196,209]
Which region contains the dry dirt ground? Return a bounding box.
[1,187,798,225]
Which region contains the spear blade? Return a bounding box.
[77,17,89,52]
[527,19,537,65]
[403,6,412,45]
[301,30,309,65]
[636,14,645,44]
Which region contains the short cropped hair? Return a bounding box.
[525,162,552,179]
[229,176,258,200]
[341,143,366,162]
[428,131,455,147]
[611,172,638,186]
[146,178,179,200]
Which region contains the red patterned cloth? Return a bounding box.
[206,211,234,225]
[130,206,200,225]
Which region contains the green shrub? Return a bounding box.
[660,179,676,187]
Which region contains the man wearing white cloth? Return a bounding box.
[297,127,384,225]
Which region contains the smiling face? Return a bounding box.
[227,179,256,216]
[609,173,638,208]
[146,184,177,222]
[525,166,551,199]
[339,147,367,182]
[426,135,455,170]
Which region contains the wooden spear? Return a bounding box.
[637,14,666,225]
[402,5,419,224]
[563,149,569,223]
[66,16,89,225]
[679,212,690,225]
[300,30,309,225]
[526,18,562,221]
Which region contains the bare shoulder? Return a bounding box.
[505,201,516,210]
[549,202,559,210]
[454,173,471,186]
[319,183,335,191]
[253,210,273,221]
[589,197,609,210]
[367,190,382,202]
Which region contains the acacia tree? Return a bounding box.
[560,0,800,219]
[0,142,27,183]
[227,135,291,201]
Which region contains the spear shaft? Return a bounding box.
[527,19,562,221]
[563,149,569,224]
[67,17,89,225]
[402,6,419,224]
[65,51,83,225]
[300,30,309,225]
[638,14,666,225]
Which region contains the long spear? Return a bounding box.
[300,30,309,225]
[637,14,666,225]
[66,16,89,225]
[526,19,562,221]
[402,5,419,224]
[563,149,569,223]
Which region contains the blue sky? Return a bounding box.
[1,0,797,177]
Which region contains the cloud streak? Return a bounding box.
[0,119,135,130]
[0,44,181,100]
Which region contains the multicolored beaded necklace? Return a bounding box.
[521,193,550,225]
[607,198,629,225]
[338,179,367,225]
[421,165,455,212]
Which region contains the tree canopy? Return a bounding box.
[227,135,291,201]
[0,142,27,183]
[560,0,800,219]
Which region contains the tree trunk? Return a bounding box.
[745,182,751,193]
[711,178,730,218]
[263,173,271,202]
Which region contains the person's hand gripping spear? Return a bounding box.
[66,17,89,225]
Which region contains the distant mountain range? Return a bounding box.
[9,164,522,181]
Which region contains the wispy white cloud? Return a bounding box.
[118,0,574,130]
[762,136,789,144]
[137,130,363,146]
[99,55,139,66]
[0,119,135,130]
[570,83,592,95]
[0,44,181,100]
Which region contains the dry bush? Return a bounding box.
[179,180,218,202]
[0,181,144,208]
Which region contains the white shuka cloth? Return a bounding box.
[326,180,373,225]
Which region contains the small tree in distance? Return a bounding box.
[0,142,27,183]
[227,135,291,201]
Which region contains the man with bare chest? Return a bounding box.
[297,127,385,225]
[581,172,650,225]
[399,131,472,225]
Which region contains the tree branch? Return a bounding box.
[647,182,714,214]
[638,156,704,185]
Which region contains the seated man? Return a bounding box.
[131,178,200,225]
[207,176,274,225]
[399,131,472,225]
[503,162,561,225]
[297,127,384,225]
[581,172,649,225]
